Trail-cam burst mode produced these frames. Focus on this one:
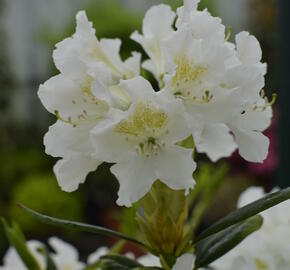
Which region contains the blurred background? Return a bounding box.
[0,0,289,262]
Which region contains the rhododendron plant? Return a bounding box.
[1,1,288,270]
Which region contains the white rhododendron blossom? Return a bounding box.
[48,238,85,270]
[0,241,44,270]
[213,187,290,270]
[131,4,175,83]
[91,77,196,206]
[135,0,272,163]
[39,0,273,206]
[0,238,84,270]
[39,11,140,192]
[137,254,161,267]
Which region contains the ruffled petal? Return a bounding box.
[131,4,175,79]
[38,74,108,121]
[195,124,237,162]
[48,237,85,270]
[142,4,175,37]
[232,128,270,163]
[110,159,156,207]
[53,156,101,192]
[44,121,94,158]
[49,237,79,261]
[235,105,272,132]
[156,146,196,193]
[236,31,263,64]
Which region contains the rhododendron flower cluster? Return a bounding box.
[38,0,272,207]
[2,1,285,270]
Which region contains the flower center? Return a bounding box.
[115,102,168,157]
[172,54,213,104]
[255,258,269,270]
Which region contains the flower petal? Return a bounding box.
[38,74,108,120]
[49,237,79,261]
[235,105,272,132]
[53,156,101,192]
[156,146,196,193]
[232,128,270,163]
[90,117,136,164]
[119,76,155,102]
[142,4,175,38]
[236,31,263,65]
[131,4,175,79]
[44,121,94,158]
[195,124,237,162]
[110,159,156,207]
[48,237,85,270]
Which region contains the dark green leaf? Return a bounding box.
[195,215,263,268]
[135,267,162,270]
[99,254,162,270]
[195,187,290,242]
[1,218,42,270]
[19,204,149,250]
[101,254,142,268]
[100,259,129,270]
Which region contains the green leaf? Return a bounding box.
[19,204,150,250]
[135,267,162,270]
[101,254,142,268]
[98,254,162,270]
[195,187,290,242]
[1,218,42,270]
[195,215,263,268]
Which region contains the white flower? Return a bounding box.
[172,254,195,270]
[91,76,196,206]
[131,4,175,82]
[48,237,85,270]
[213,187,290,270]
[0,241,45,270]
[0,238,84,270]
[87,246,161,268]
[87,247,109,266]
[176,0,225,43]
[39,11,140,192]
[137,254,161,267]
[139,0,272,163]
[54,11,140,82]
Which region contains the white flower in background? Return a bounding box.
[213,187,290,270]
[0,241,45,270]
[87,247,110,266]
[0,238,84,270]
[91,76,196,207]
[134,0,272,163]
[48,237,85,270]
[131,4,175,83]
[87,248,162,268]
[172,254,195,270]
[137,254,161,267]
[39,11,140,192]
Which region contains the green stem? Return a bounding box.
[160,255,172,270]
